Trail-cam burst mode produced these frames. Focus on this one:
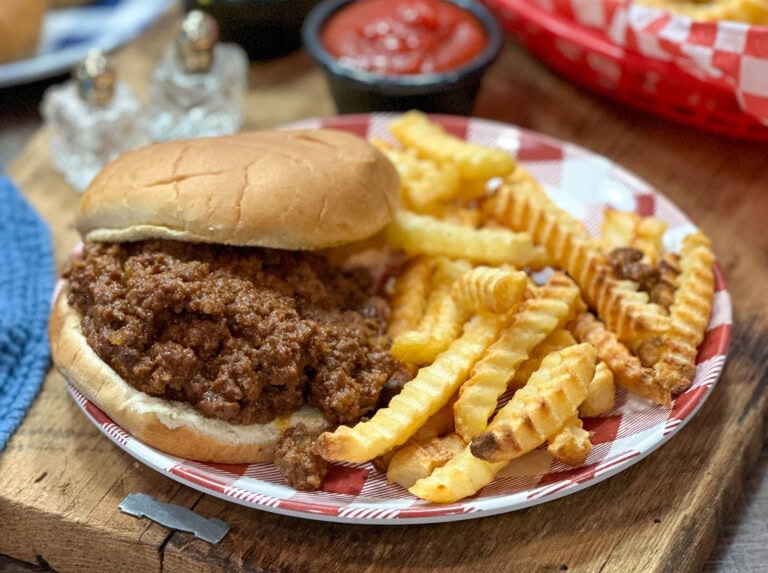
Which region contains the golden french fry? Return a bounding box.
[511,329,577,389]
[600,209,636,252]
[470,343,596,463]
[650,252,681,311]
[385,211,536,266]
[571,312,670,407]
[454,274,585,442]
[547,416,592,467]
[600,209,667,267]
[634,0,768,24]
[390,258,470,365]
[486,178,670,349]
[634,216,668,267]
[387,432,466,489]
[372,393,458,474]
[452,266,529,315]
[497,165,589,237]
[521,245,556,271]
[653,231,715,395]
[579,361,615,417]
[389,110,516,180]
[412,393,458,443]
[387,257,433,340]
[390,289,463,365]
[454,178,491,203]
[439,205,482,228]
[547,416,592,466]
[409,446,507,504]
[378,146,461,212]
[316,313,510,463]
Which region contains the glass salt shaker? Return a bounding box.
[41,50,149,192]
[147,10,248,142]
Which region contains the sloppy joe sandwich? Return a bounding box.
[49,129,403,490]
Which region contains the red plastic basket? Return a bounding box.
[486,0,768,140]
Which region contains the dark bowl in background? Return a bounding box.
[185,0,321,60]
[302,0,503,115]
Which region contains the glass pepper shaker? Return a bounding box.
[40,50,150,192]
[146,10,248,142]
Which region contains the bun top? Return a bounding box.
[77,129,400,250]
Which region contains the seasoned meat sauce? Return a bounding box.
[66,240,403,430]
[274,423,328,491]
[608,247,678,310]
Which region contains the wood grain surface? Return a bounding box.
[2,8,768,573]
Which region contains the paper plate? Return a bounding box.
[66,113,732,524]
[0,0,174,88]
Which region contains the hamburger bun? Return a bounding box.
[77,129,400,249]
[0,0,46,64]
[51,129,400,465]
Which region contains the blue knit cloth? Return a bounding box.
[0,175,54,450]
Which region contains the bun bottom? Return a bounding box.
[49,290,328,464]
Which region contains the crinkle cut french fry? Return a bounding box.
[389,110,516,180]
[315,314,510,463]
[652,252,681,312]
[571,312,671,407]
[635,0,768,24]
[390,289,463,365]
[385,211,536,266]
[454,178,491,204]
[600,209,636,253]
[387,257,433,340]
[486,181,670,348]
[409,446,507,504]
[411,349,594,504]
[373,393,460,473]
[501,165,589,237]
[412,393,458,444]
[454,274,584,442]
[547,416,592,467]
[378,146,462,212]
[600,209,667,266]
[579,361,615,418]
[470,344,596,463]
[452,266,529,315]
[634,216,667,267]
[439,205,482,228]
[653,231,715,395]
[511,329,577,390]
[390,258,470,365]
[387,432,466,489]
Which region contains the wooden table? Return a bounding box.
[2,9,768,573]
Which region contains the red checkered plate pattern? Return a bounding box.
[66,114,732,524]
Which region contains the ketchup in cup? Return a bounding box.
[321,0,488,76]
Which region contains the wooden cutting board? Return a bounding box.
[2,8,768,573]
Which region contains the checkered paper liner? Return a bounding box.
[0,0,174,88]
[65,114,732,524]
[487,0,768,139]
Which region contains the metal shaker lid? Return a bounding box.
[74,49,116,107]
[176,10,219,73]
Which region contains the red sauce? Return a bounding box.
[321,0,488,76]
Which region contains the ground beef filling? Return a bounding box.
[608,247,677,310]
[66,240,402,428]
[274,423,328,491]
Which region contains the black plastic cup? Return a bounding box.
[302,0,503,115]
